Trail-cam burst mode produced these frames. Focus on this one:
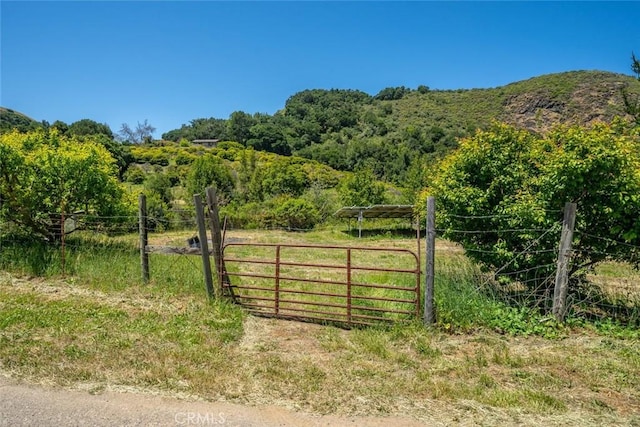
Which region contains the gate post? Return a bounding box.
[424,196,436,325]
[552,202,577,321]
[138,194,149,283]
[206,187,228,298]
[194,193,214,299]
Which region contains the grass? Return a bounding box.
[1,228,639,424]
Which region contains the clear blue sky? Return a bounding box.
[1,1,639,137]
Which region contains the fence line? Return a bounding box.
[1,198,637,326]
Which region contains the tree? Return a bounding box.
[68,119,114,139]
[272,196,320,230]
[622,52,640,125]
[339,166,386,207]
[247,123,291,155]
[227,111,255,145]
[51,120,69,135]
[117,120,156,144]
[261,157,309,198]
[374,86,411,101]
[186,154,234,201]
[0,130,130,240]
[145,172,172,205]
[429,121,640,298]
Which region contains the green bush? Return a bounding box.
[272,197,320,230]
[124,165,146,184]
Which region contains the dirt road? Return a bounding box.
[0,375,426,427]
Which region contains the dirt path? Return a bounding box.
[0,375,426,427]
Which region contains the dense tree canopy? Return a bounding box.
[68,119,114,139]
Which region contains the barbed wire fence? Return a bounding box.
[434,204,639,325]
[1,197,638,326]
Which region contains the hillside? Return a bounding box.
[2,71,639,184]
[161,70,640,182]
[0,107,42,133]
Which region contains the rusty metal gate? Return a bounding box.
[222,243,420,327]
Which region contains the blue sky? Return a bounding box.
[1,1,639,137]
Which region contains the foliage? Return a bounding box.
[247,122,290,155]
[123,165,146,184]
[0,130,130,240]
[68,119,114,139]
[271,196,320,230]
[621,52,640,125]
[186,154,234,200]
[0,108,42,134]
[374,86,412,101]
[227,111,256,145]
[339,167,387,206]
[144,172,172,205]
[429,121,640,297]
[261,157,310,198]
[162,117,229,142]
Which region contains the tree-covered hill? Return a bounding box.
[160,71,640,183]
[3,70,639,185]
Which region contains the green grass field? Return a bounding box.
[0,228,638,424]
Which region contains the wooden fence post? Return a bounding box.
[424,196,436,324]
[552,202,577,321]
[205,187,228,298]
[138,194,149,283]
[60,201,66,276]
[194,193,214,299]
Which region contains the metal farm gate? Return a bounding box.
[222,243,421,327]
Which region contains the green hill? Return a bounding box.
[0,107,43,133]
[3,70,639,185]
[162,70,640,182]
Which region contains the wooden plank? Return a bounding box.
[145,245,211,255]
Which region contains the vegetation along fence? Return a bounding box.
[2,189,637,329]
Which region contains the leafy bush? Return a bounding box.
[175,150,196,165]
[428,120,640,296]
[186,154,234,200]
[272,197,320,230]
[339,167,386,206]
[0,130,131,240]
[124,165,146,184]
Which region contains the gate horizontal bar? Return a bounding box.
[227,284,416,305]
[226,271,417,292]
[225,257,418,274]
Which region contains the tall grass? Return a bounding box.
[0,232,207,299]
[1,228,637,336]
